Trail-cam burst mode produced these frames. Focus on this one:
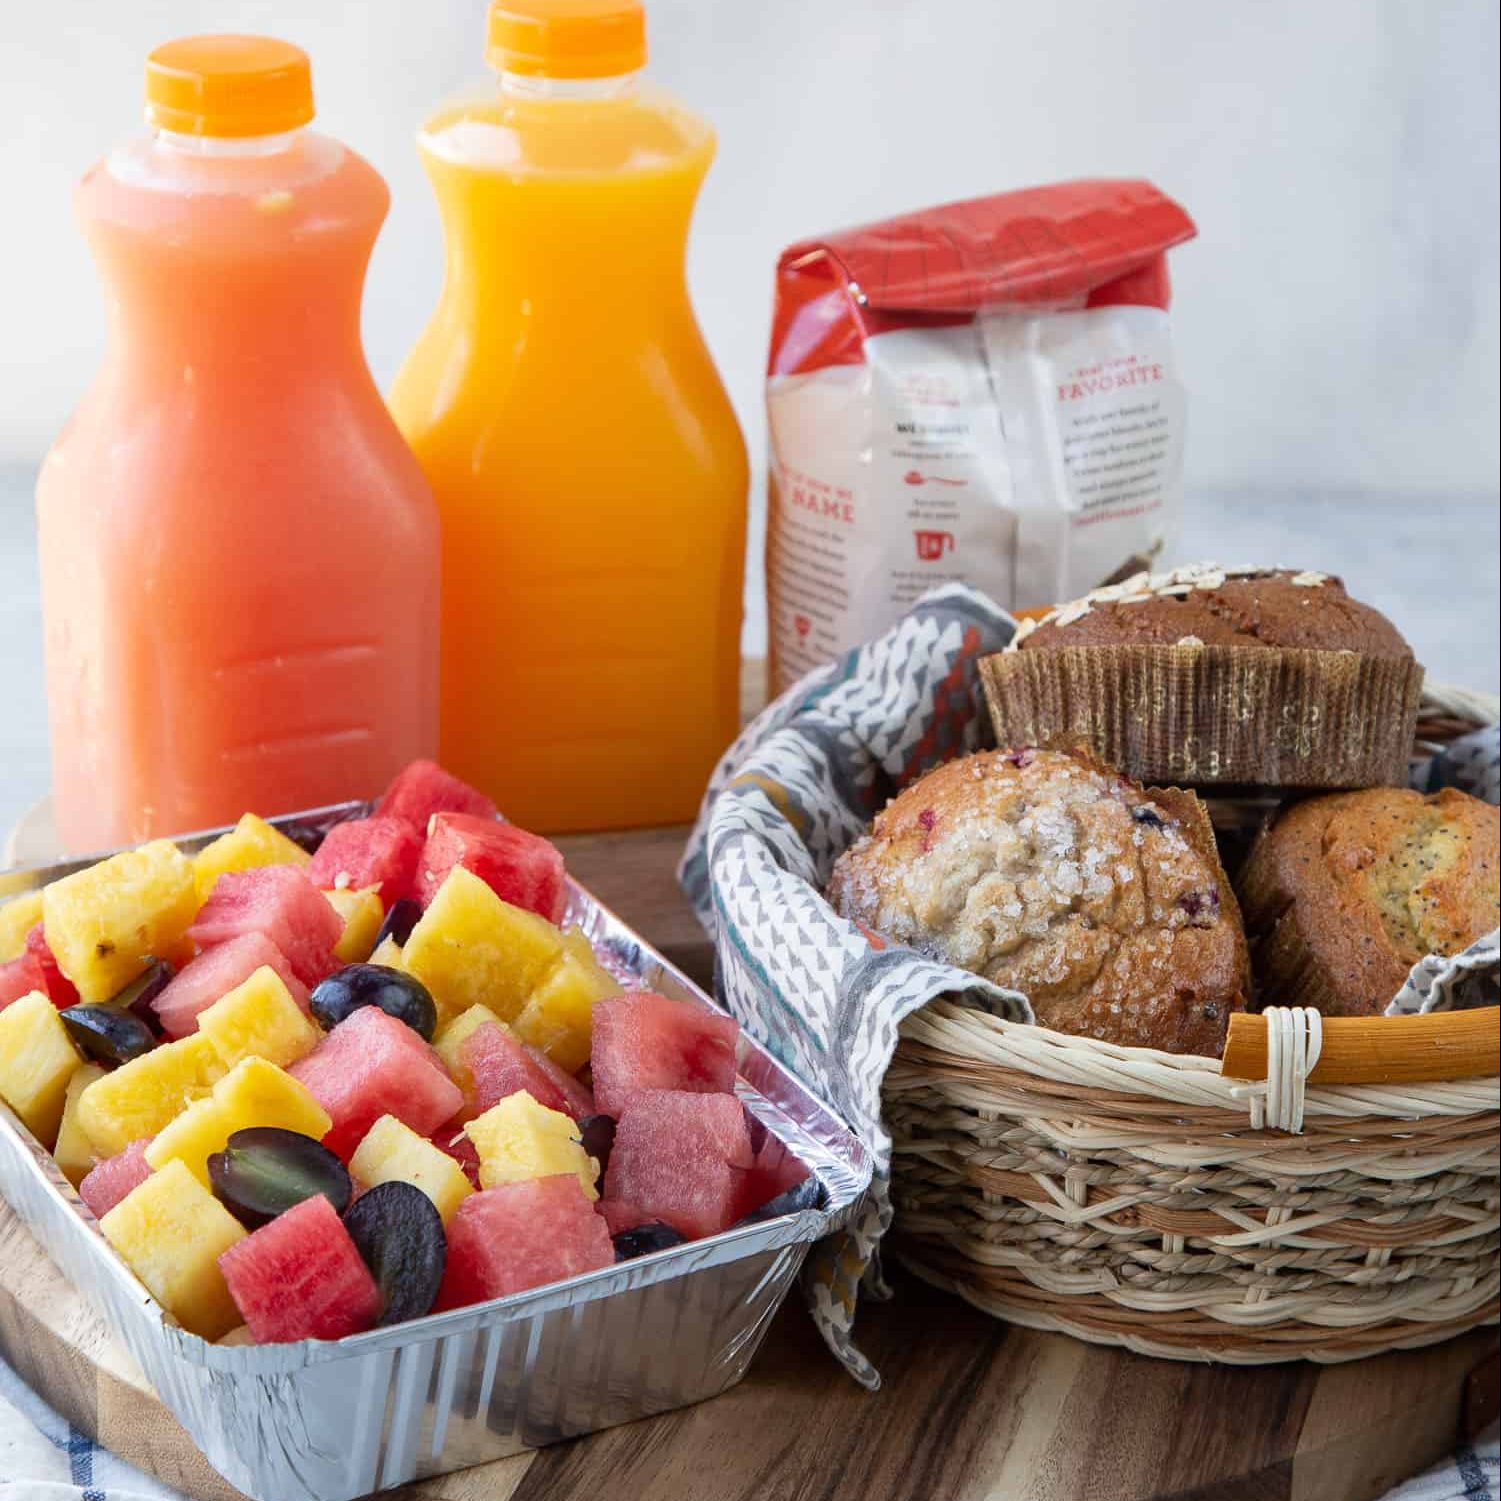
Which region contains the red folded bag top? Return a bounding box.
[765,179,1197,692]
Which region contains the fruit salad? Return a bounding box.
[0,761,814,1344]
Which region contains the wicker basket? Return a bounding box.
[882,684,1501,1363]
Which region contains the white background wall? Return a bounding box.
[2,1,1498,648]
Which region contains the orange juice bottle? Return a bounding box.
[390,0,748,832]
[37,37,440,853]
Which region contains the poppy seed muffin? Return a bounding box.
[827,747,1250,1054]
[1238,786,1499,1015]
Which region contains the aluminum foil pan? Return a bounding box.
[0,804,871,1501]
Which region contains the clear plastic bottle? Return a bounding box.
[390,0,747,832]
[38,37,440,851]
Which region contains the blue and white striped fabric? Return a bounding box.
[0,1351,183,1500]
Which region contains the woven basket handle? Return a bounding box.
[1222,1006,1500,1086]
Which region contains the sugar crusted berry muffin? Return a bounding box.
[827,747,1250,1054]
[1238,786,1499,1016]
[982,564,1425,789]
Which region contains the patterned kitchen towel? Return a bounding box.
[0,1350,185,1500]
[1377,1425,1499,1501]
[679,583,1031,1388]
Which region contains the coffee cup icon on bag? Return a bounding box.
[914,529,955,561]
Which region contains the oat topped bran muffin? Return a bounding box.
[827,746,1250,1055]
[983,564,1425,789]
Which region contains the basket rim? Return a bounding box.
[899,998,1500,1121]
[891,675,1498,1121]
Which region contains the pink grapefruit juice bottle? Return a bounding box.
[37,36,440,852]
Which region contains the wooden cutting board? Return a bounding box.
[2,824,1495,1501]
[4,738,1497,1499]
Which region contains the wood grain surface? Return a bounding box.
[2,759,1497,1500]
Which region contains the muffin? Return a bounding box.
[827,746,1250,1054]
[1238,786,1499,1015]
[981,564,1425,789]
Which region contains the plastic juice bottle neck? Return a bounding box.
[495,67,641,100]
[152,124,304,156]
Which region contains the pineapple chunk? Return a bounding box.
[432,1003,506,1094]
[349,1114,473,1224]
[0,991,85,1146]
[404,868,563,1025]
[76,1033,225,1157]
[196,966,320,1070]
[369,935,404,968]
[146,1056,330,1185]
[99,1157,246,1339]
[465,1090,597,1200]
[192,814,310,904]
[512,935,620,1073]
[325,887,385,964]
[0,891,45,962]
[42,840,196,1002]
[54,1063,107,1185]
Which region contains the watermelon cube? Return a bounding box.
[0,927,79,1011]
[602,1090,753,1241]
[153,933,309,1039]
[219,1192,381,1343]
[376,760,497,834]
[79,1138,154,1219]
[460,1022,593,1122]
[416,815,567,922]
[430,1127,482,1189]
[24,927,80,1007]
[189,867,343,989]
[307,817,422,905]
[739,1135,812,1219]
[435,1176,612,1310]
[0,955,45,1012]
[590,993,739,1117]
[291,1005,464,1161]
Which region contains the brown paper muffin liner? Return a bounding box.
[980,643,1425,789]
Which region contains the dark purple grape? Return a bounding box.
[111,960,174,1039]
[208,1127,352,1228]
[735,1174,824,1227]
[576,1115,616,1183]
[343,1181,446,1326]
[309,964,437,1040]
[59,1004,157,1067]
[612,1221,686,1261]
[373,898,422,951]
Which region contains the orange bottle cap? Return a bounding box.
[145,35,314,138]
[487,0,647,80]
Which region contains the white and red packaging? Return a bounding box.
[765,179,1197,692]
